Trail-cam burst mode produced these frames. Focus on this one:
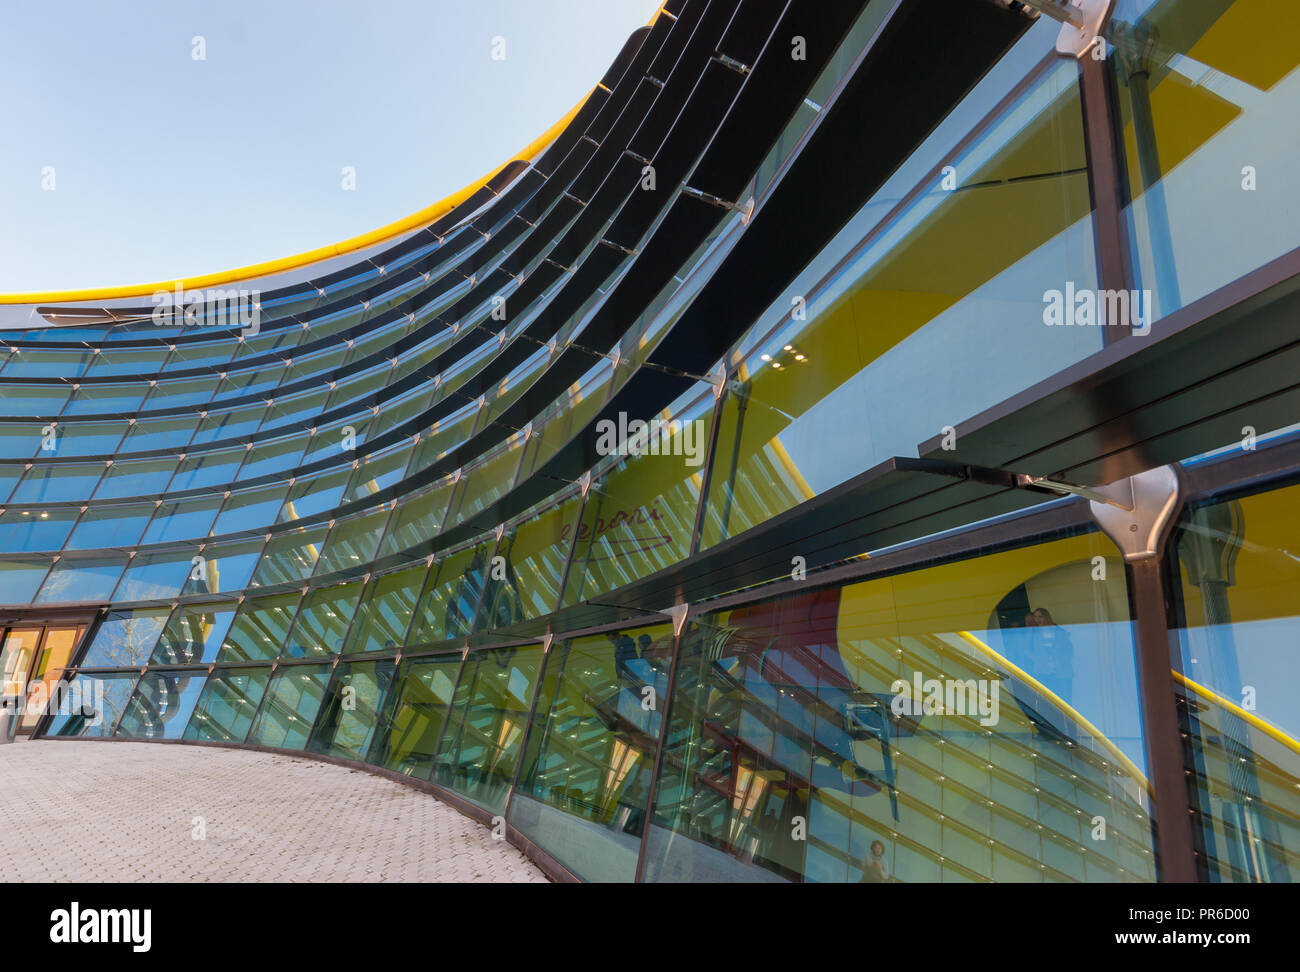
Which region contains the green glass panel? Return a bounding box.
[342,566,425,654]
[183,666,270,743]
[407,541,492,646]
[512,624,672,882]
[308,659,395,760]
[246,663,332,750]
[434,644,544,813]
[218,593,300,662]
[282,581,361,657]
[368,653,462,777]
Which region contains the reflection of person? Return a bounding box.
[609,633,639,683]
[637,634,656,672]
[859,840,890,883]
[1023,608,1074,702]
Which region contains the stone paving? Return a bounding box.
[0,741,548,882]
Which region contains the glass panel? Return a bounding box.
[308,659,395,761]
[434,644,544,813]
[512,623,672,882]
[35,555,126,603]
[20,626,82,731]
[377,476,454,557]
[0,423,39,458]
[213,483,289,536]
[63,384,147,416]
[0,385,70,416]
[712,58,1097,546]
[141,495,221,544]
[563,394,713,606]
[369,652,462,776]
[168,449,244,493]
[11,462,104,503]
[152,605,237,665]
[44,671,138,738]
[644,534,1153,882]
[407,541,492,646]
[342,443,411,504]
[0,628,41,698]
[113,549,194,602]
[47,421,129,457]
[277,469,349,524]
[246,663,332,750]
[85,348,166,378]
[1109,0,1300,323]
[313,506,389,576]
[218,593,301,662]
[0,557,52,603]
[183,666,271,743]
[94,458,177,500]
[237,434,306,482]
[479,492,582,631]
[0,507,78,552]
[78,608,169,668]
[115,669,207,739]
[140,377,216,411]
[260,388,328,432]
[249,524,327,587]
[1170,482,1300,882]
[183,538,263,595]
[342,565,425,654]
[120,415,198,453]
[283,581,361,658]
[0,463,24,501]
[191,404,267,446]
[65,503,153,550]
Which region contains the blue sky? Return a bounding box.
[0,0,658,292]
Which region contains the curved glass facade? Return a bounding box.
[2,0,1298,883]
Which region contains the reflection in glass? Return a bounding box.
[183,667,271,743]
[512,624,671,881]
[116,669,206,738]
[435,644,543,813]
[645,535,1153,882]
[246,664,332,750]
[369,653,462,776]
[1171,483,1300,881]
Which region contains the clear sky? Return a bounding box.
[0,0,659,292]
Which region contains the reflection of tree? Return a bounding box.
[88,615,166,668]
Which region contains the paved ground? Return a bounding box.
[0,741,547,882]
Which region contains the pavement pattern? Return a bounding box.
[0,740,548,882]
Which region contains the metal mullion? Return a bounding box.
[687,379,728,557]
[1127,554,1199,882]
[504,635,566,827]
[633,609,688,883]
[552,483,593,611]
[1076,51,1135,343]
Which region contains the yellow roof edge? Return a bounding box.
[0,91,593,306]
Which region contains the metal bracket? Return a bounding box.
[663,603,690,638]
[899,457,1179,560]
[1086,464,1182,562]
[1016,0,1112,58]
[681,186,756,223]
